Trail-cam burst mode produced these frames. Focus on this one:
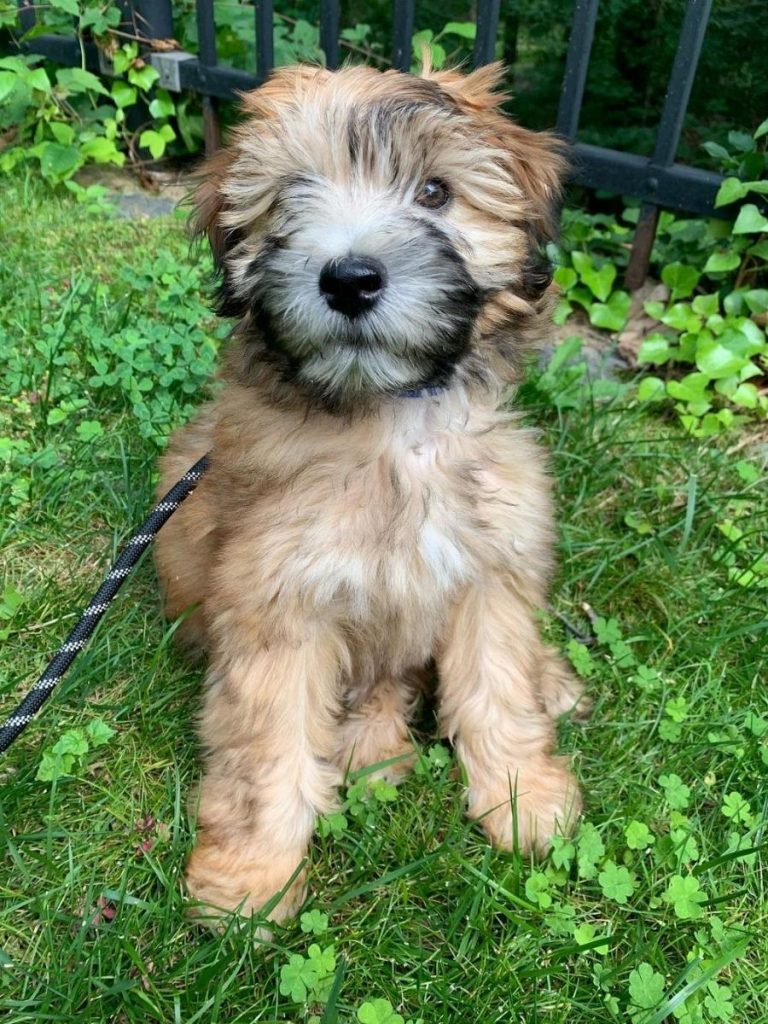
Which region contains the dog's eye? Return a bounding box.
[415,179,451,210]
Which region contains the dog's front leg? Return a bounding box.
[186,624,342,926]
[437,577,582,854]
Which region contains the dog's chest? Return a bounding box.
[274,418,483,631]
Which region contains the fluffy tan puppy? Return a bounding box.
[155,61,585,926]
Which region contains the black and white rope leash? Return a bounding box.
[0,454,210,755]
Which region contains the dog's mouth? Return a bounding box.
[250,290,480,408]
[231,213,485,409]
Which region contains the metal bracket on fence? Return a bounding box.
[149,51,196,93]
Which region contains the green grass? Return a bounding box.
[1,171,766,1024]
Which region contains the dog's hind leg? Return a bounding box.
[334,672,423,785]
[437,576,582,856]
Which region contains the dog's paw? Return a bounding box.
[470,757,582,856]
[335,705,417,785]
[540,651,592,722]
[185,842,307,935]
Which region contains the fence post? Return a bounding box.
[132,0,174,43]
[625,0,713,289]
[391,0,414,72]
[556,0,600,143]
[196,0,222,155]
[16,0,36,34]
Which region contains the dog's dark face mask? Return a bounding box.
[195,64,564,412]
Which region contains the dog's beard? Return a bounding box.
[223,183,483,412]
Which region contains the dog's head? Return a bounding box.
[195,63,565,411]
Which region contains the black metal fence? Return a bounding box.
[13,0,725,285]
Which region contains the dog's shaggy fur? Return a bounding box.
[155,62,586,925]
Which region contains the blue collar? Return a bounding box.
[397,386,446,399]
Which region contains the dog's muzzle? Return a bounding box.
[319,255,386,319]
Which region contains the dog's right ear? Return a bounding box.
[191,147,240,271]
[191,147,253,318]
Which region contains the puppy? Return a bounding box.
[155,62,585,926]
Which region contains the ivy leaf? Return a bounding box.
[628,962,666,1012]
[625,820,655,850]
[553,265,577,291]
[441,22,476,39]
[38,142,82,183]
[572,251,616,302]
[695,339,749,380]
[110,80,137,109]
[589,290,631,331]
[638,334,676,365]
[663,874,706,920]
[661,262,700,300]
[714,177,748,207]
[139,129,169,159]
[56,66,109,96]
[80,136,125,166]
[637,376,666,402]
[598,861,636,904]
[149,89,175,119]
[358,999,405,1024]
[667,371,712,412]
[703,251,741,274]
[733,203,768,234]
[128,64,160,92]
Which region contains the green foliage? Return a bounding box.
[36,719,115,781]
[634,123,768,436]
[0,30,181,183]
[279,943,337,1004]
[554,252,631,333]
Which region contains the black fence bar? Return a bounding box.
[391,0,414,72]
[179,59,259,99]
[255,0,275,80]
[320,0,340,71]
[556,0,600,141]
[195,0,221,155]
[571,143,723,217]
[473,0,501,67]
[652,0,713,167]
[195,0,217,66]
[625,0,713,287]
[133,0,173,41]
[16,0,35,34]
[21,33,100,71]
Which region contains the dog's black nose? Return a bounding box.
[319,256,385,318]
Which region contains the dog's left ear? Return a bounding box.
[426,62,566,251]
